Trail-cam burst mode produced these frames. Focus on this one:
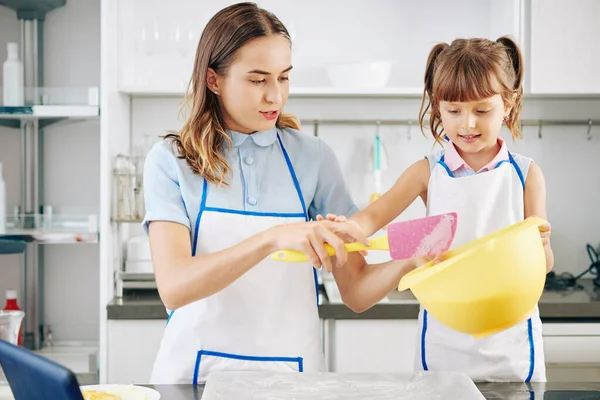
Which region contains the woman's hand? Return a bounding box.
[267,220,369,272]
[316,214,369,256]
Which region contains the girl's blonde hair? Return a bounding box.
[165,2,300,186]
[418,36,524,145]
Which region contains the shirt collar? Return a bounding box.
[228,127,278,147]
[444,136,509,173]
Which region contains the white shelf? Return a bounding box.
[117,85,600,100]
[0,87,100,127]
[1,213,99,244]
[0,105,100,119]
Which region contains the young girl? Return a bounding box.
[143,2,422,384]
[326,37,554,382]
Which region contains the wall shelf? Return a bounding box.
[118,85,425,98]
[118,85,600,100]
[0,87,100,128]
[0,105,100,128]
[1,213,99,244]
[0,0,65,18]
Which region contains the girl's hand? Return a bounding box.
[527,215,551,246]
[538,222,551,246]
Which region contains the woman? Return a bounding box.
[144,2,421,384]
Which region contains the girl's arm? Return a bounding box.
[327,159,431,312]
[524,163,554,272]
[310,145,432,312]
[351,159,431,236]
[332,253,422,312]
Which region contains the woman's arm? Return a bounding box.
[524,162,554,272]
[143,141,368,311]
[150,219,367,310]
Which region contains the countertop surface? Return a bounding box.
[142,382,600,399]
[107,279,600,321]
[3,381,600,400]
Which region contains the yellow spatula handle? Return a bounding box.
[270,236,388,262]
[270,242,369,262]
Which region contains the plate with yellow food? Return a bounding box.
[80,384,160,400]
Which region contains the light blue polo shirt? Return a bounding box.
[142,127,358,236]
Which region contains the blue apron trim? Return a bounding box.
[192,179,209,258]
[421,310,429,371]
[202,207,305,218]
[494,159,509,169]
[277,134,308,220]
[192,350,304,384]
[525,318,535,382]
[166,310,175,325]
[508,152,525,190]
[437,155,453,177]
[438,152,525,190]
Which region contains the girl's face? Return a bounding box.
[439,94,509,154]
[209,35,292,134]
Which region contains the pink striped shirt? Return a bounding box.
[444,137,509,173]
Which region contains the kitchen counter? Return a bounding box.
[143,382,600,399]
[107,279,600,321]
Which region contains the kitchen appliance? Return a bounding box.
[545,244,600,291]
[125,236,153,274]
[113,154,144,222]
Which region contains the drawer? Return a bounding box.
[543,336,600,363]
[546,362,600,383]
[33,345,98,374]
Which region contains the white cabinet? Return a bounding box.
[114,0,522,95]
[107,320,165,384]
[325,319,419,373]
[529,0,600,94]
[325,319,600,382]
[542,323,600,382]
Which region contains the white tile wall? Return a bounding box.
[131,96,600,276]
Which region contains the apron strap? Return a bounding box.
[277,133,308,222]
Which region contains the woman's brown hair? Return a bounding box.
[165,2,300,186]
[418,36,524,145]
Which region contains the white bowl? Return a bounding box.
[326,61,393,88]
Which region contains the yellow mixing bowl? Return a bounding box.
[398,217,547,338]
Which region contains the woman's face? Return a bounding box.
[212,35,292,134]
